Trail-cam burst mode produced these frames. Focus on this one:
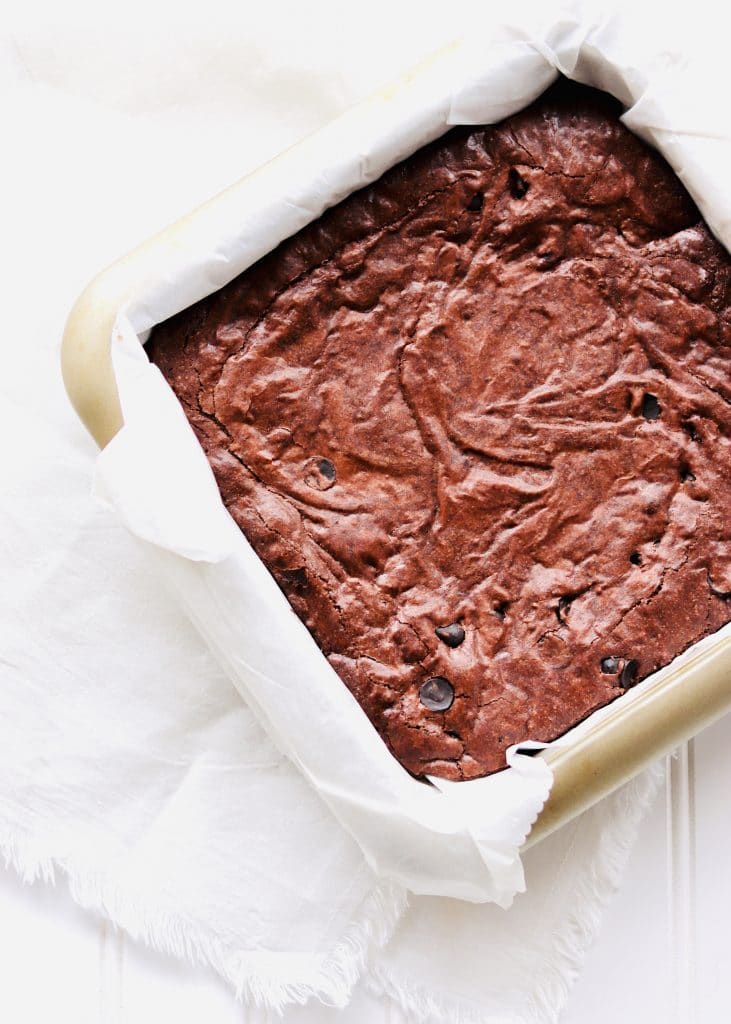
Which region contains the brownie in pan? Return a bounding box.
[149,80,731,780]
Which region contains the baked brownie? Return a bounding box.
[148,80,731,780]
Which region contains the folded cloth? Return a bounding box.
[1,2,713,1020]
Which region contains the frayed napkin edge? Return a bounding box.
[365,761,665,1024]
[0,824,407,1013]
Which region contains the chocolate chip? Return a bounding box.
[317,457,336,481]
[508,167,529,199]
[600,656,619,674]
[419,676,454,712]
[682,420,699,442]
[435,623,465,648]
[629,551,642,566]
[467,191,484,212]
[680,463,696,483]
[556,595,572,622]
[641,393,661,420]
[620,659,639,687]
[304,456,336,491]
[494,601,509,620]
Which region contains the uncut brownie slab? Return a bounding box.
[148,80,731,781]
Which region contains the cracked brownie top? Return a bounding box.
[148,80,731,780]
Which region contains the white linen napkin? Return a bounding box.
[1,2,720,1020]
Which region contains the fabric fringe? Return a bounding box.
[230,880,408,1012]
[370,969,510,1024]
[0,825,407,1014]
[368,761,665,1024]
[0,764,663,1021]
[521,762,665,1024]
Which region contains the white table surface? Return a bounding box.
[1,719,728,1023]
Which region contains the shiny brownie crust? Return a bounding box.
[148,81,731,780]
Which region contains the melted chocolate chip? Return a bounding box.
[682,420,699,442]
[494,601,509,620]
[629,551,642,565]
[467,191,484,212]
[620,659,639,687]
[304,456,337,491]
[600,656,619,674]
[508,167,529,199]
[317,457,336,480]
[419,676,454,712]
[435,623,465,648]
[556,595,572,622]
[680,463,696,483]
[641,393,661,420]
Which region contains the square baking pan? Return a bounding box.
[61,43,731,852]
